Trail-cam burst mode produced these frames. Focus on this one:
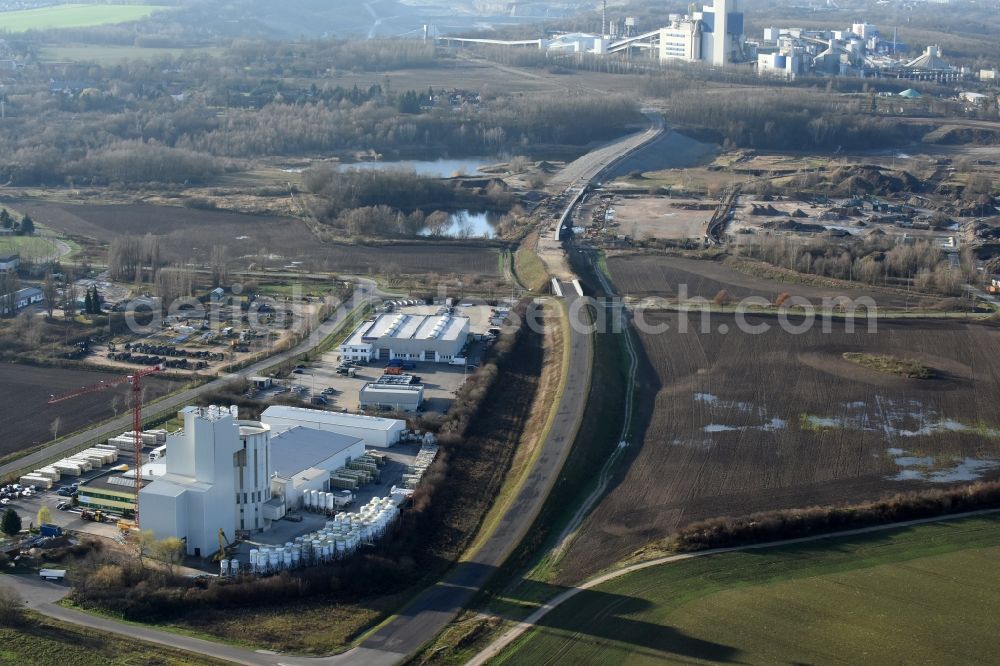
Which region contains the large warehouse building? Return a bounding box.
[261,405,406,448]
[140,406,272,557]
[268,427,365,508]
[337,312,470,364]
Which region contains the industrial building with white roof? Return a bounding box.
[337,312,470,364]
[261,405,406,447]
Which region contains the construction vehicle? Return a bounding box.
[213,528,237,562]
[116,519,136,534]
[81,509,106,523]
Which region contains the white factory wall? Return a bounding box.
[140,487,187,546]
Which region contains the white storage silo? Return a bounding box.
[235,420,271,531]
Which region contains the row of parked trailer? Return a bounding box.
[224,496,403,576]
[19,446,120,489]
[106,429,167,451]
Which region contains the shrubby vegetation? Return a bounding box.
[667,480,1000,552]
[66,141,226,185]
[842,352,932,379]
[303,167,519,237]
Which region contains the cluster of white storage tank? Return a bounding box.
[302,489,349,514]
[223,496,401,576]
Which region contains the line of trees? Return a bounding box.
[107,234,162,282]
[736,236,973,295]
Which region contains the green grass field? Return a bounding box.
[40,44,224,63]
[0,235,59,260]
[496,514,1000,665]
[0,4,160,32]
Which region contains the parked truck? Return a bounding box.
[39,523,63,538]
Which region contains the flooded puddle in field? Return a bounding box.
[799,398,1000,440]
[886,448,1000,483]
[695,392,753,411]
[694,392,787,433]
[703,418,786,434]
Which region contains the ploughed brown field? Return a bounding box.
[607,254,921,309]
[15,201,501,277]
[0,365,183,457]
[559,305,1000,582]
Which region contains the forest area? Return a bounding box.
[0,39,639,186]
[654,87,935,151]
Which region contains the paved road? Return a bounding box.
[549,111,664,241]
[345,282,592,663]
[467,507,1000,665]
[548,111,664,190]
[0,279,382,481]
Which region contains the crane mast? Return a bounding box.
[48,364,162,529]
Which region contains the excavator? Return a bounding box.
[212,528,237,562]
